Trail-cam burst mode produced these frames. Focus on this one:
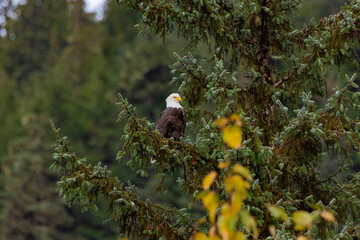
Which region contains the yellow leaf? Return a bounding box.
[202,192,218,225]
[218,159,230,169]
[268,205,290,225]
[209,226,216,237]
[229,114,240,121]
[249,216,259,239]
[203,171,218,190]
[293,211,313,231]
[320,210,336,223]
[202,192,218,207]
[194,232,208,240]
[240,211,259,238]
[233,164,252,181]
[225,175,250,193]
[229,114,242,126]
[231,192,244,212]
[234,232,247,240]
[197,217,207,225]
[220,202,232,215]
[268,225,276,238]
[214,117,228,129]
[217,215,230,240]
[310,203,322,211]
[223,126,242,149]
[208,203,218,225]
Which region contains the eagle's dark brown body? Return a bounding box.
[155,107,186,140]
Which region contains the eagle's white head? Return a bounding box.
[166,93,183,109]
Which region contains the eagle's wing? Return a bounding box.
[177,108,186,138]
[155,110,168,136]
[156,108,186,140]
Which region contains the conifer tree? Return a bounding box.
[2,0,68,83]
[51,0,360,239]
[0,69,23,157]
[45,0,119,164]
[0,121,78,240]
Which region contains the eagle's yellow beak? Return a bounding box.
[175,96,182,101]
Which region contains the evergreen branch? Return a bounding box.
[115,94,221,194]
[320,165,349,184]
[50,119,61,140]
[50,122,195,239]
[116,0,259,66]
[172,53,247,113]
[350,45,360,64]
[117,94,139,124]
[275,0,360,88]
[296,1,360,44]
[332,173,360,222]
[117,118,219,194]
[270,87,360,210]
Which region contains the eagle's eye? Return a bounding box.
[173,96,182,101]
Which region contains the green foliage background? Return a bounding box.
[0,0,359,239]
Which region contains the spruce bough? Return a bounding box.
[51,0,360,239]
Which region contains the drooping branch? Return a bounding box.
[49,120,195,239]
[116,0,277,67]
[295,2,360,46]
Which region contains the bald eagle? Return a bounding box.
[156,93,186,141]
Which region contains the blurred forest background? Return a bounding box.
[0,0,357,239]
